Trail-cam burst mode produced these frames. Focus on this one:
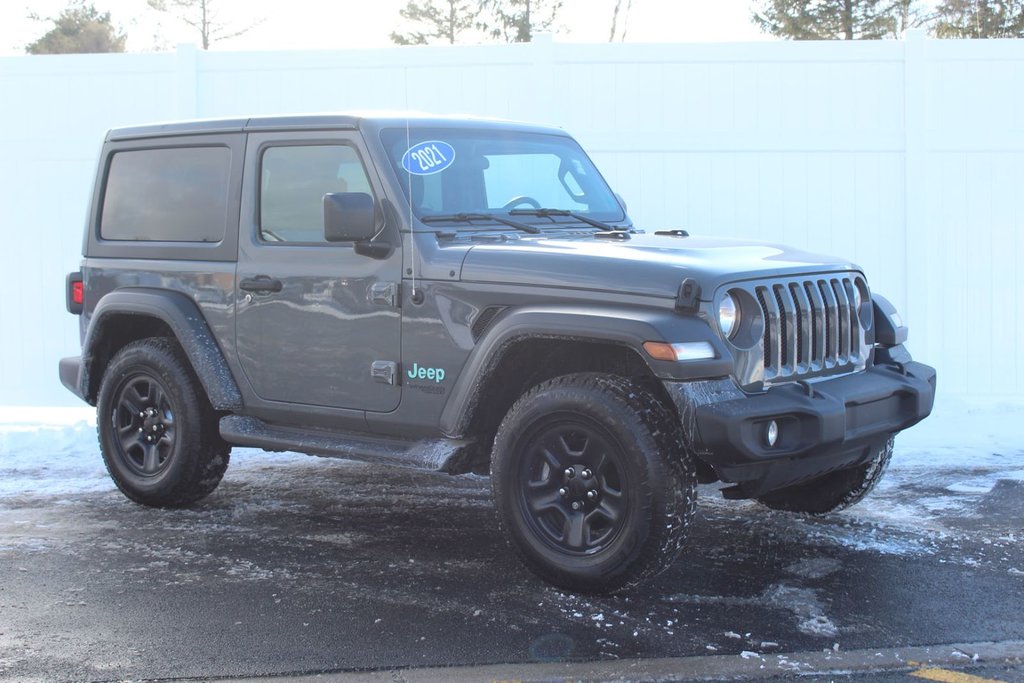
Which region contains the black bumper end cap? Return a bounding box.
[59,356,86,401]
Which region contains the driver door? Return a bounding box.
[234,131,402,412]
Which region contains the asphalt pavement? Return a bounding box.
[1,437,1022,682]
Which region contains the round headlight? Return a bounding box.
[718,293,739,339]
[854,278,872,327]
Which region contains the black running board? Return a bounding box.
[219,415,477,473]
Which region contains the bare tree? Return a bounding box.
[608,0,635,42]
[479,0,563,43]
[147,0,262,49]
[889,0,935,33]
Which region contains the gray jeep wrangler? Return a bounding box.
[60,114,935,593]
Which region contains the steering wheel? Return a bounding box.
[502,195,542,210]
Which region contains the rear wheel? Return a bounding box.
[491,373,696,594]
[756,437,894,514]
[97,338,229,507]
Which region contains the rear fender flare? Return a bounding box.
[80,288,242,410]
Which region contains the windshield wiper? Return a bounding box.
[420,213,541,234]
[509,208,625,231]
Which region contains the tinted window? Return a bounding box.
[100,147,231,242]
[260,145,372,243]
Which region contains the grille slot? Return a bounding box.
[471,306,506,341]
[756,276,862,382]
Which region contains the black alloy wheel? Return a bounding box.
[492,373,697,594]
[110,373,177,477]
[518,417,629,556]
[97,337,230,507]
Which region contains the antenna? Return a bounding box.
[404,79,417,303]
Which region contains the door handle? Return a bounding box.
[239,276,283,293]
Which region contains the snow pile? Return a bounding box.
[0,408,110,497]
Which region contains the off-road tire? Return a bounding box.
[756,436,894,515]
[491,373,697,594]
[97,337,230,507]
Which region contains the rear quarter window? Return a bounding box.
[100,146,231,242]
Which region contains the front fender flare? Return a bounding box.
[439,305,732,437]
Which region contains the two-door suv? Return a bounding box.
[60,113,935,593]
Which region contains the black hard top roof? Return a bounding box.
[106,112,569,141]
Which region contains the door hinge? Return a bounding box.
[371,361,398,386]
[369,282,399,308]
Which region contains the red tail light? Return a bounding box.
[66,272,83,315]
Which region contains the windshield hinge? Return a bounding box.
[676,278,701,312]
[369,282,399,308]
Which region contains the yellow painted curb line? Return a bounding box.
[911,666,1008,683]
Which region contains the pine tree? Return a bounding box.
[752,0,928,40]
[934,0,1024,38]
[479,0,563,43]
[391,0,481,45]
[26,1,126,54]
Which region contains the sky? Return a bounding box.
[0,0,772,55]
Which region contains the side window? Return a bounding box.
[100,146,231,242]
[260,144,373,243]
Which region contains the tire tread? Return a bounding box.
[491,372,697,594]
[97,337,229,508]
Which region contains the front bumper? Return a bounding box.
[664,358,936,498]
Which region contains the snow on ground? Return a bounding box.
[0,395,1020,665]
[844,394,1024,533]
[0,406,316,500]
[1,393,1021,537]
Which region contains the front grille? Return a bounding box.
[754,276,863,382]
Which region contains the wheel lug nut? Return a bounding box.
[558,487,568,497]
[581,469,593,479]
[564,468,575,479]
[586,490,598,500]
[571,501,582,511]
[138,427,144,433]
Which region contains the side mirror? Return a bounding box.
[324,192,377,243]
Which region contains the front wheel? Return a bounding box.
[756,437,894,514]
[491,374,696,594]
[97,338,230,507]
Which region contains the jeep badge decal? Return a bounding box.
[401,141,456,176]
[407,362,446,383]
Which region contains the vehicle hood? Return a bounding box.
[459,232,862,300]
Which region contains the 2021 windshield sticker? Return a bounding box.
[402,140,456,176]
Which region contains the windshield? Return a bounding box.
[380,127,624,227]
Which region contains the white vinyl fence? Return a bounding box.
[1,32,1022,405]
